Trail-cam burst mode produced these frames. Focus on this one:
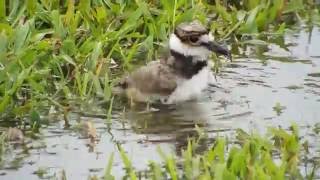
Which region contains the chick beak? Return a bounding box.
[204,41,232,61]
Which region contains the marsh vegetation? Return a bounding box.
[0,0,320,179]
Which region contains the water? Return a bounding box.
[1,26,320,179]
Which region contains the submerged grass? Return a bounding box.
[104,125,319,180]
[0,0,319,126]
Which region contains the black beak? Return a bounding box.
[203,41,232,61]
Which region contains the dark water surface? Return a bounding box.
[1,27,320,179]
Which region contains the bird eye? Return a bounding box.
[189,36,199,44]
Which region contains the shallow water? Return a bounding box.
[1,26,320,179]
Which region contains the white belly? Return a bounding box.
[166,67,213,104]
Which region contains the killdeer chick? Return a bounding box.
[114,20,231,104]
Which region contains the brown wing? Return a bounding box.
[126,61,177,96]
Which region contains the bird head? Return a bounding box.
[169,20,232,61]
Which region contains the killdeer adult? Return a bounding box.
[114,20,231,104]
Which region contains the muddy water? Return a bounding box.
[1,26,320,179]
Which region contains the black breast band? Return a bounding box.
[170,50,208,79]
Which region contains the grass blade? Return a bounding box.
[104,152,115,180]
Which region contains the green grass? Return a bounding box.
[103,125,319,180]
[0,0,319,125]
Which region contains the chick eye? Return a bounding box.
[189,36,199,43]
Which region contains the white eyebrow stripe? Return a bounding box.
[199,33,214,43]
[169,34,211,60]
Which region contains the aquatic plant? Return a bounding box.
[103,125,319,179]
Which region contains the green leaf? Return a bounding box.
[92,73,103,96]
[223,168,237,180]
[103,72,112,101]
[214,163,226,180]
[276,23,286,34]
[118,144,137,180]
[8,67,32,95]
[255,9,268,31]
[26,0,37,16]
[117,7,143,37]
[13,101,32,117]
[95,6,107,25]
[51,10,66,39]
[106,96,114,124]
[0,23,13,36]
[35,40,51,51]
[20,49,37,67]
[65,0,75,25]
[215,0,232,22]
[27,78,45,92]
[30,29,53,43]
[30,110,41,131]
[79,0,91,14]
[79,38,95,55]
[242,39,269,46]
[270,0,284,21]
[284,0,304,13]
[14,21,31,54]
[239,6,261,34]
[244,0,260,10]
[0,0,5,19]
[149,162,163,180]
[8,0,21,22]
[160,0,174,18]
[0,95,11,113]
[81,72,90,96]
[104,152,115,180]
[0,32,8,60]
[61,38,77,56]
[158,147,177,180]
[175,8,195,25]
[88,41,102,71]
[60,54,76,66]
